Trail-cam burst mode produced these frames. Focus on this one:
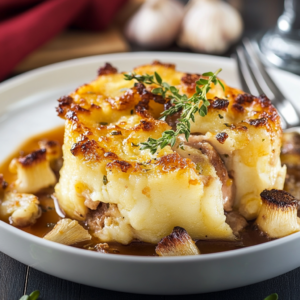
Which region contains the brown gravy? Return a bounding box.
[0,127,274,256]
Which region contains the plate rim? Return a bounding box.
[1,51,299,91]
[1,51,300,262]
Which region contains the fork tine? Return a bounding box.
[235,44,288,129]
[242,38,282,101]
[235,46,260,96]
[233,53,250,94]
[243,38,300,128]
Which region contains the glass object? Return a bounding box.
[259,0,300,74]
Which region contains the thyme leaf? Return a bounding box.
[124,69,224,154]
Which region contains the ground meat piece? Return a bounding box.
[176,134,234,211]
[226,211,248,236]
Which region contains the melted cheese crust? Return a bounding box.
[55,61,284,244]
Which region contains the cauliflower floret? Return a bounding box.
[9,149,56,194]
[0,192,41,227]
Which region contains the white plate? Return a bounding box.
[1,52,300,295]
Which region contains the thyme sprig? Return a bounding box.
[124,69,224,154]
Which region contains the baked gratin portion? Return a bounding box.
[54,61,286,245]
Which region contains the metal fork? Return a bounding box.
[235,38,300,130]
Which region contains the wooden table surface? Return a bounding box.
[2,0,300,299]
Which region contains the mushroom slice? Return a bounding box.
[256,189,300,238]
[155,227,200,257]
[38,140,63,172]
[0,192,41,227]
[9,149,57,194]
[44,218,91,245]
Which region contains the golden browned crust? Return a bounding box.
[98,63,118,76]
[56,61,282,184]
[260,189,298,209]
[133,119,155,132]
[136,83,166,105]
[106,90,136,110]
[106,160,133,173]
[103,152,118,159]
[209,98,229,111]
[235,93,255,104]
[249,118,268,127]
[40,140,58,149]
[56,95,74,117]
[205,92,280,133]
[232,103,245,113]
[18,149,47,167]
[152,60,175,69]
[215,132,229,144]
[70,139,101,161]
[181,73,201,93]
[157,153,195,172]
[57,100,91,121]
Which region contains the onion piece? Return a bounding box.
[256,189,300,238]
[155,227,200,256]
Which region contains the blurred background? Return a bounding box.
[0,0,299,81]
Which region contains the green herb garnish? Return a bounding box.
[179,142,185,150]
[110,131,122,136]
[264,293,278,300]
[124,69,224,154]
[103,175,108,185]
[19,290,40,300]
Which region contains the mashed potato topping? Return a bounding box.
[55,61,285,244]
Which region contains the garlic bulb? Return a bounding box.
[256,189,300,238]
[125,0,184,48]
[178,0,243,53]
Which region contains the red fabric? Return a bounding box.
[0,0,128,80]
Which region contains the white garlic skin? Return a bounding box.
[125,0,184,48]
[178,0,243,54]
